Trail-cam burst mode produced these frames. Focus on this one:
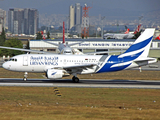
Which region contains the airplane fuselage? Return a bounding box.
[104,33,134,39]
[3,53,154,74]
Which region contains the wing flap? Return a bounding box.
[62,64,97,69]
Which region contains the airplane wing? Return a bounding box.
[41,40,84,47]
[68,41,84,46]
[41,40,59,46]
[63,64,97,69]
[53,64,97,74]
[0,46,56,54]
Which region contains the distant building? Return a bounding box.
[69,5,75,29]
[69,3,82,34]
[0,8,6,33]
[8,8,39,35]
[75,3,82,33]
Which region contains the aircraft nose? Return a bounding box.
[2,62,9,69]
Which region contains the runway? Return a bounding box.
[0,78,160,89]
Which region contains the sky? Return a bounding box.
[0,0,160,16]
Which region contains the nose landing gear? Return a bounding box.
[23,72,28,81]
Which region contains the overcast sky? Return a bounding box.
[1,0,160,16]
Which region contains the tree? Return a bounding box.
[132,30,143,39]
[46,31,50,39]
[0,27,6,46]
[0,38,24,57]
[36,31,42,40]
[26,40,30,49]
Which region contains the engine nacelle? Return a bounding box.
[46,69,64,79]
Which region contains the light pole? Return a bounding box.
[66,16,69,39]
[101,16,105,39]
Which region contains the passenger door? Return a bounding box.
[23,56,28,66]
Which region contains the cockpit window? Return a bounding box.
[64,51,72,53]
[9,58,17,62]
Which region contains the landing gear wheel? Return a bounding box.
[23,72,28,81]
[23,77,27,81]
[72,76,79,83]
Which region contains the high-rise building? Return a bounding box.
[8,8,39,35]
[0,8,6,33]
[69,5,75,29]
[69,3,82,33]
[75,3,82,33]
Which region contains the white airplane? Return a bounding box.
[104,24,141,39]
[42,21,84,55]
[2,28,157,83]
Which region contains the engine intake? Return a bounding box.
[46,69,64,79]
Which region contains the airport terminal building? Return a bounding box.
[30,39,160,58]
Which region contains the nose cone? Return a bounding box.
[2,62,8,69]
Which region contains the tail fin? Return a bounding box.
[134,24,141,34]
[119,28,155,58]
[124,28,130,34]
[63,21,65,43]
[41,31,46,40]
[155,35,160,40]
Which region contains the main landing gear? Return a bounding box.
[72,76,79,83]
[23,72,28,81]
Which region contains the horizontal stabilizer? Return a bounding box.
[133,57,157,62]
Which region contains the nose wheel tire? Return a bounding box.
[23,72,28,81]
[72,76,79,83]
[23,77,27,81]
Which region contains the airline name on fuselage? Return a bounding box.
[30,56,58,66]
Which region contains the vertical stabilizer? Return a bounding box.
[63,21,65,43]
[119,28,155,58]
[134,24,141,34]
[155,35,160,40]
[124,28,130,34]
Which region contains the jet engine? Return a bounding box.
[46,69,64,79]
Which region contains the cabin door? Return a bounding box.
[23,56,28,66]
